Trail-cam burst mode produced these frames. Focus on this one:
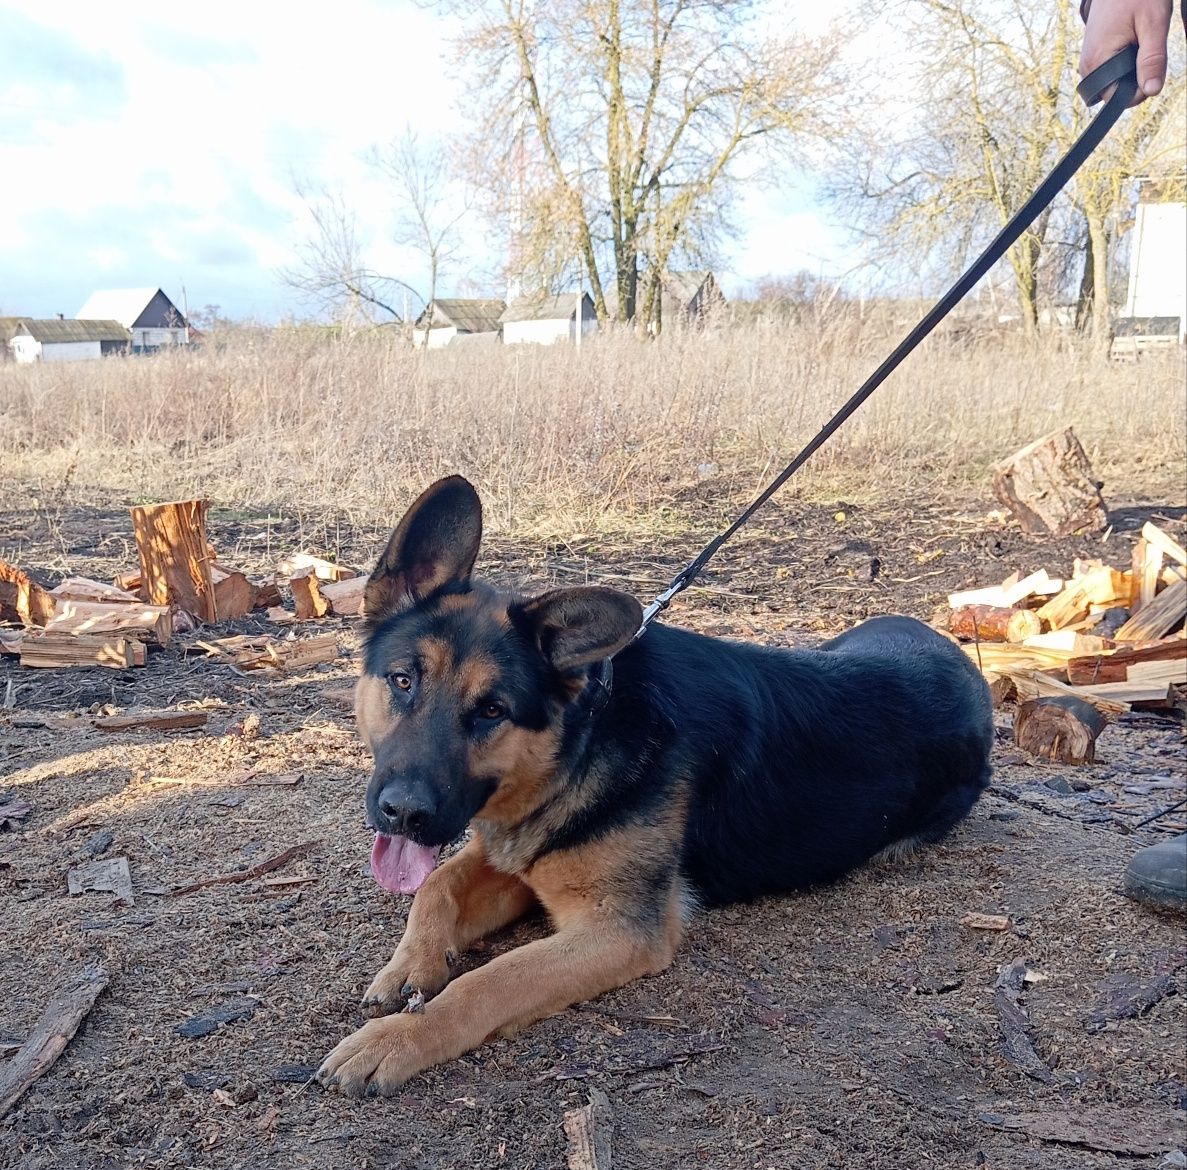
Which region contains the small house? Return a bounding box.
[8,318,131,363]
[412,298,506,349]
[500,293,597,346]
[660,270,726,328]
[76,287,191,351]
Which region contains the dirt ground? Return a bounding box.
[2,481,1185,1170]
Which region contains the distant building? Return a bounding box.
[500,292,597,346]
[76,287,191,351]
[7,317,130,363]
[412,298,506,349]
[659,270,727,328]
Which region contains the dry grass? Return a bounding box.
[1,321,1183,537]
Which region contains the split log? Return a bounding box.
[290,570,330,620]
[1114,579,1187,643]
[1134,539,1164,613]
[210,566,256,621]
[1014,697,1107,764]
[1068,638,1187,685]
[1074,566,1128,607]
[46,600,172,646]
[94,710,208,732]
[277,554,355,583]
[50,577,140,604]
[318,576,366,617]
[251,580,282,610]
[0,964,109,1120]
[563,1087,613,1170]
[19,631,143,670]
[194,633,339,673]
[0,559,55,627]
[991,427,1108,537]
[130,499,216,623]
[1036,580,1094,631]
[1022,631,1112,654]
[999,669,1130,716]
[948,569,1062,610]
[949,605,1043,643]
[113,569,141,592]
[1141,521,1187,567]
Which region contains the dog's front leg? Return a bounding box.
[320,919,678,1095]
[361,836,536,1015]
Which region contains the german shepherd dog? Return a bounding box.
[317,476,993,1095]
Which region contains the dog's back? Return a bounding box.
[611,615,993,905]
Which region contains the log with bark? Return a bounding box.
[1014,696,1108,765]
[130,499,217,622]
[0,559,55,627]
[949,604,1043,643]
[991,427,1108,537]
[1067,637,1187,685]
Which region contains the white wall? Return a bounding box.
[1125,201,1187,340]
[504,318,574,345]
[413,326,458,349]
[10,335,40,363]
[134,327,187,347]
[42,340,102,362]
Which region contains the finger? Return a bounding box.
[1134,0,1173,97]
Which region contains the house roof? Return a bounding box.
[76,288,181,329]
[417,298,506,333]
[663,270,714,306]
[500,293,593,324]
[0,317,27,343]
[18,318,131,344]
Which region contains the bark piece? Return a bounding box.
[1067,637,1187,685]
[93,710,208,732]
[176,1000,260,1039]
[564,1087,613,1170]
[67,856,134,905]
[0,964,108,1120]
[991,427,1108,537]
[980,1107,1185,1157]
[290,570,330,620]
[318,576,366,617]
[949,604,1042,643]
[19,631,138,670]
[130,499,216,623]
[1014,696,1107,764]
[994,957,1053,1083]
[1114,579,1187,643]
[0,559,55,627]
[45,601,172,646]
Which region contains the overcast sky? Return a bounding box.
[0,0,857,322]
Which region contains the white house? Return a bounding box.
[500,292,598,345]
[76,287,191,351]
[412,298,506,348]
[8,318,131,363]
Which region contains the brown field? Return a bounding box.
[1,326,1185,1169]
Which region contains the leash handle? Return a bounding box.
[632,47,1139,642]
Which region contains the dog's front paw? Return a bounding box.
[317,1016,430,1096]
[360,946,455,1018]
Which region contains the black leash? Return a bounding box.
[633,46,1140,638]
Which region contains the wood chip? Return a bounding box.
[67,856,134,905]
[93,710,208,733]
[960,912,1010,931]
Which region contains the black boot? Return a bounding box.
[1124,834,1187,911]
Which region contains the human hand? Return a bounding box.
[1080,0,1174,103]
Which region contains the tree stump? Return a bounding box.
[130,500,217,623]
[1014,696,1108,764]
[992,427,1108,537]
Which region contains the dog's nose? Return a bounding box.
[377,789,434,838]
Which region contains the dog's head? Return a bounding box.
[356,476,642,893]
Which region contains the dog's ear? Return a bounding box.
[517,587,642,673]
[364,476,483,621]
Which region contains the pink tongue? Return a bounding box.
[370,833,441,894]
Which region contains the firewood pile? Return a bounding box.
[0,498,366,674]
[941,521,1187,763]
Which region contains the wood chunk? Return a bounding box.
[67,856,135,905]
[0,559,55,627]
[1014,697,1107,764]
[0,630,22,656]
[50,577,140,604]
[961,912,1010,931]
[1074,566,1128,606]
[113,569,142,592]
[93,710,208,732]
[1000,669,1130,715]
[563,1087,613,1170]
[1136,539,1164,613]
[1114,579,1187,643]
[277,554,355,582]
[318,576,366,617]
[0,963,109,1120]
[1035,580,1093,631]
[949,605,1043,643]
[1022,631,1111,654]
[19,631,137,670]
[1126,658,1187,686]
[265,606,295,625]
[130,499,216,623]
[196,634,339,673]
[210,566,256,621]
[290,570,330,620]
[251,580,282,610]
[1067,637,1187,685]
[991,427,1108,537]
[46,600,172,646]
[1141,521,1187,567]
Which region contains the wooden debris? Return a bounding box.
[251,579,283,610]
[210,565,257,621]
[290,570,330,620]
[46,600,172,646]
[991,427,1108,537]
[564,1087,613,1170]
[93,710,208,732]
[0,795,33,830]
[130,498,217,623]
[948,568,1062,610]
[170,840,318,897]
[50,577,140,604]
[176,999,260,1039]
[0,963,109,1121]
[0,558,54,627]
[1000,669,1131,716]
[265,606,295,625]
[113,569,142,592]
[1114,579,1187,643]
[1021,630,1111,655]
[1014,696,1107,764]
[0,630,23,656]
[994,957,1052,1083]
[1141,521,1187,567]
[1035,580,1093,632]
[979,1107,1184,1157]
[948,604,1042,644]
[19,631,142,670]
[1086,967,1181,1033]
[195,633,339,673]
[67,856,134,905]
[960,912,1010,931]
[1065,638,1186,685]
[319,576,367,617]
[277,554,355,583]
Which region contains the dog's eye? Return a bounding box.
[388,672,413,693]
[476,701,507,723]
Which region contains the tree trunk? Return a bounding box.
[991,427,1108,537]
